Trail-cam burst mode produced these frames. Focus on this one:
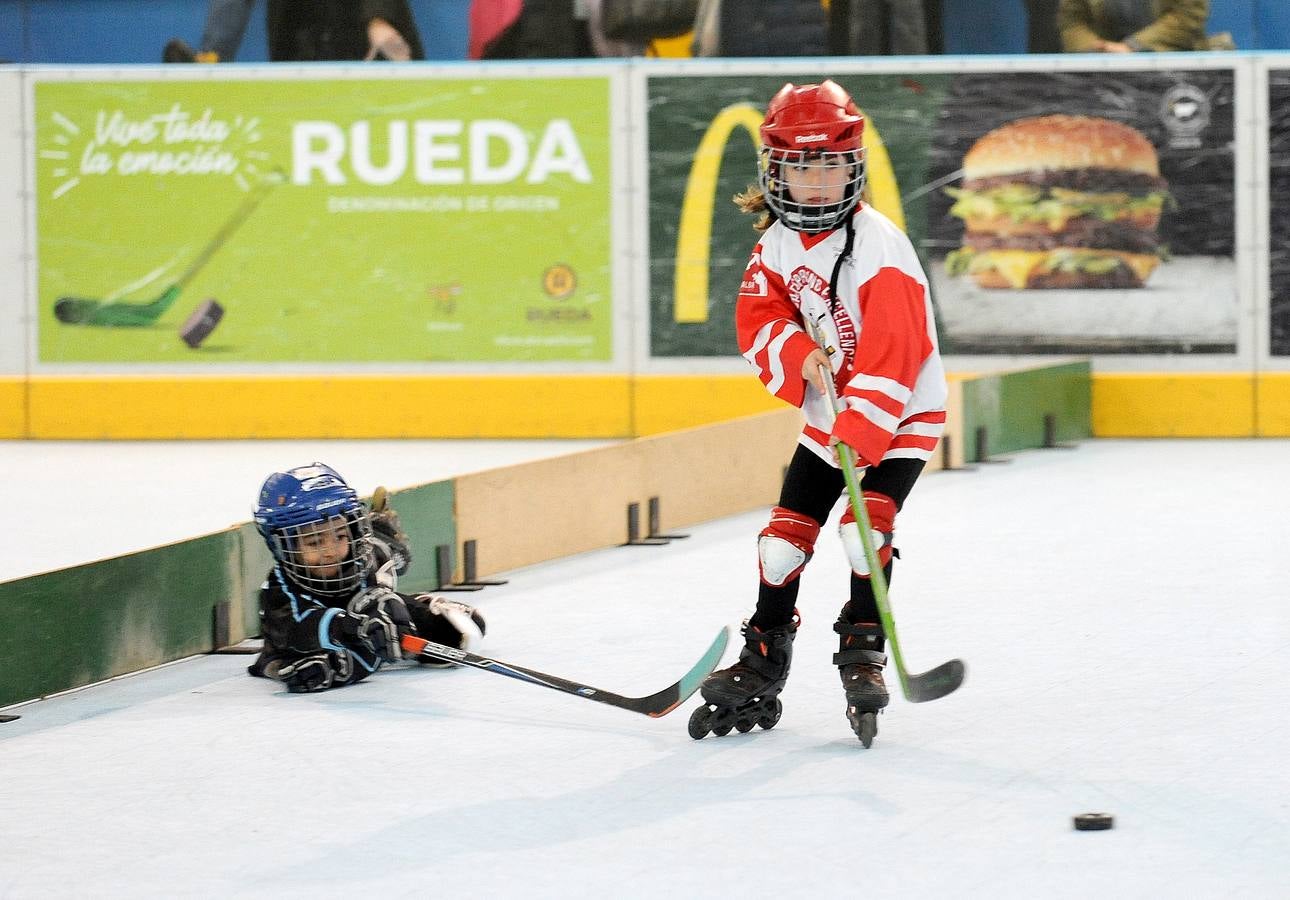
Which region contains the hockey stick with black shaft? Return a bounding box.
[400,625,731,718]
[806,316,965,703]
[53,169,283,326]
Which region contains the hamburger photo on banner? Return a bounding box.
[944,115,1172,289]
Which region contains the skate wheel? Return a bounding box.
[712,721,734,737]
[735,717,755,734]
[758,697,783,730]
[687,705,712,740]
[856,711,878,748]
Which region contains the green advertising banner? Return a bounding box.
[649,68,1236,357]
[36,76,613,363]
[648,73,947,358]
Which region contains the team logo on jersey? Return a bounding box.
[740,270,768,296]
[740,251,769,296]
[788,266,856,361]
[786,266,829,311]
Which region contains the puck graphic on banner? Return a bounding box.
[179,298,225,349]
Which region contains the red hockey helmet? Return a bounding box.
[760,80,865,152]
[758,80,867,233]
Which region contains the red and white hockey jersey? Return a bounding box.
[736,204,947,469]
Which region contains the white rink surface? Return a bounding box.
[2,438,1289,898]
[0,439,614,581]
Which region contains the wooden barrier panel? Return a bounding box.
[457,403,913,580]
[940,376,967,470]
[453,441,647,580]
[636,408,804,537]
[455,408,806,580]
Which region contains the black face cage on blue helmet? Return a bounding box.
[758,147,867,233]
[268,506,374,597]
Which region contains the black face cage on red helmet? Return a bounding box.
[758,147,867,233]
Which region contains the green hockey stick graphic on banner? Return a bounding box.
[53,169,283,327]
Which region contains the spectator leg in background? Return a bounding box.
[887,0,927,54]
[200,0,255,61]
[1024,0,1062,53]
[850,0,890,55]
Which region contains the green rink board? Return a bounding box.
[0,531,241,708]
[960,361,1092,460]
[386,480,457,593]
[0,481,455,709]
[235,522,274,637]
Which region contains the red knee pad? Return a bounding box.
[839,491,897,575]
[757,506,822,587]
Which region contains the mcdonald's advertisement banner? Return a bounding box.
[35,77,612,363]
[649,69,1235,357]
[1271,67,1290,357]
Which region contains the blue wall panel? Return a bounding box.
[0,0,469,63]
[1209,0,1257,49]
[2,0,1289,62]
[1255,0,1290,49]
[942,0,1029,55]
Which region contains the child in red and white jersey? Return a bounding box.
[691,80,947,741]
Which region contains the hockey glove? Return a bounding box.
[405,594,487,666]
[276,651,353,693]
[346,586,414,662]
[368,486,413,576]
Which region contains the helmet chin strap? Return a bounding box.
[828,212,856,314]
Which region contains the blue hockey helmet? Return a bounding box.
[253,462,374,596]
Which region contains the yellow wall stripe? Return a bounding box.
[1256,372,1290,436]
[632,375,782,435]
[0,378,26,437]
[1092,373,1255,437]
[13,371,1290,439]
[27,375,634,439]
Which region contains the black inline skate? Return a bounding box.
[688,615,798,740]
[834,620,888,748]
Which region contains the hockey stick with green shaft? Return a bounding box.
[53,169,283,327]
[807,321,965,703]
[400,625,731,718]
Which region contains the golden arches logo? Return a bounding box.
[672,102,906,324]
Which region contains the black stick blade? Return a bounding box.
[905,658,966,703]
[400,626,730,719]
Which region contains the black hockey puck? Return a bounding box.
[0,714,20,723]
[1073,813,1114,831]
[179,298,224,348]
